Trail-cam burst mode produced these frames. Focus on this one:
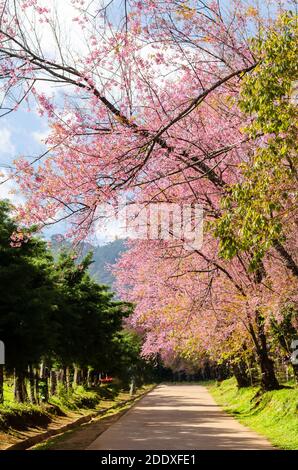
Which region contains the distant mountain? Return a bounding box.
[89,239,127,286]
[50,235,126,288]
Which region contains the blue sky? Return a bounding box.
[0,108,66,238]
[0,109,48,197]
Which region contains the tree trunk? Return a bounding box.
[93,372,100,387]
[28,364,36,404]
[247,357,258,385]
[129,377,135,397]
[90,370,97,387]
[273,240,298,277]
[58,368,64,385]
[50,370,57,396]
[292,363,298,383]
[0,365,4,404]
[256,313,280,391]
[14,369,28,403]
[40,362,49,402]
[258,351,280,390]
[60,366,67,390]
[248,314,280,391]
[35,368,40,404]
[66,366,71,391]
[232,361,251,388]
[87,368,92,388]
[22,378,29,402]
[80,367,87,386]
[14,371,22,402]
[73,365,80,387]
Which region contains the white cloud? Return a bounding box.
[0,169,24,205]
[21,1,90,66]
[13,1,90,101]
[32,128,50,145]
[0,128,15,156]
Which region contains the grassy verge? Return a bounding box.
[0,381,154,449]
[0,382,121,432]
[30,397,142,450]
[208,377,298,450]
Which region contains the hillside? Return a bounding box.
[50,235,126,288]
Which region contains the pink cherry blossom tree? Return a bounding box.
[0,1,296,390]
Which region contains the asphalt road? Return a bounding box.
[87,384,274,450]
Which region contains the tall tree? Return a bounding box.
[215,13,298,275]
[52,251,132,381]
[0,201,57,401]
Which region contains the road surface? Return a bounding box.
[87,384,274,450]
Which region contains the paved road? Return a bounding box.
[87,384,274,450]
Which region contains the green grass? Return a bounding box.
[0,380,151,434]
[49,385,101,411]
[0,382,50,430]
[208,377,298,450]
[0,381,124,432]
[31,400,138,450]
[0,402,52,431]
[3,382,14,403]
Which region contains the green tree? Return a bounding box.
[52,251,132,386]
[0,201,143,403]
[215,13,298,274]
[109,330,147,386]
[0,200,57,402]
